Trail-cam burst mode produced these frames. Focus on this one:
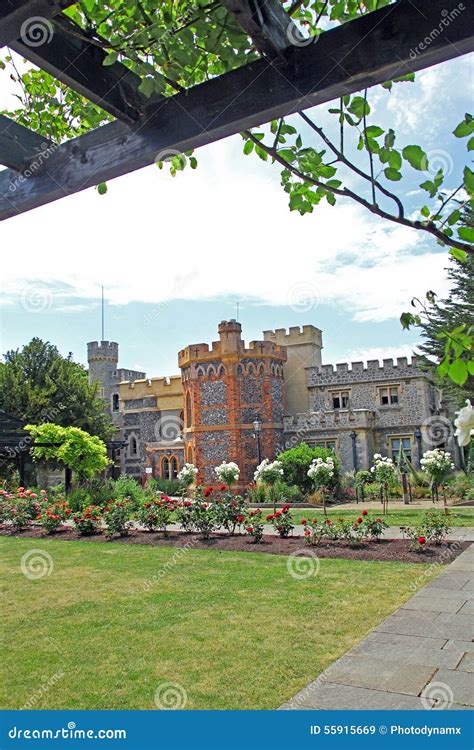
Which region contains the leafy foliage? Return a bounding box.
[26,423,109,479]
[277,443,340,494]
[0,339,114,440]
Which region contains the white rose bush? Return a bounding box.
[254,459,284,513]
[177,463,198,492]
[421,449,455,510]
[307,456,336,516]
[370,454,397,514]
[215,461,240,487]
[454,400,474,448]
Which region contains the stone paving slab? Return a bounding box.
[422,669,474,707]
[364,632,448,649]
[444,639,474,653]
[279,544,474,710]
[457,653,474,673]
[401,597,464,614]
[346,641,463,669]
[280,684,435,711]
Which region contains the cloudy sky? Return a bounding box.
[0,51,472,376]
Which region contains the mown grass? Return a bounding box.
[286,506,474,527]
[0,536,440,710]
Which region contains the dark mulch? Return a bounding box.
[0,526,468,564]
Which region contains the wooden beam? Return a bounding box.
[220,0,300,59]
[10,15,150,123]
[0,115,54,171]
[1,0,473,220]
[0,0,73,48]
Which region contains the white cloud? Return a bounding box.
[347,343,421,365]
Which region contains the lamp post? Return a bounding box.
[414,427,422,468]
[350,431,358,472]
[253,418,262,466]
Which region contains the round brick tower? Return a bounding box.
[179,320,287,487]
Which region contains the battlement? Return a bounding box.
[87,340,119,362]
[283,408,375,432]
[309,356,423,385]
[263,324,323,347]
[178,321,287,367]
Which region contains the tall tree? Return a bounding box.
[0,338,114,440]
[417,207,474,404]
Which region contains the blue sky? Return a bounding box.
[1,53,473,377]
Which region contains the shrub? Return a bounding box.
[277,443,340,494]
[4,498,34,531]
[273,481,303,504]
[362,514,387,540]
[146,478,180,496]
[244,508,265,543]
[67,487,94,512]
[215,461,240,487]
[113,475,144,510]
[190,499,218,539]
[72,505,102,535]
[422,509,451,545]
[266,504,294,537]
[36,500,71,534]
[406,528,428,553]
[247,483,268,504]
[176,500,195,533]
[214,493,246,535]
[103,500,133,538]
[137,496,177,534]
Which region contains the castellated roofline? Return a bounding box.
[316,356,421,374]
[118,374,182,388]
[178,320,287,366]
[87,340,119,360]
[263,325,323,346]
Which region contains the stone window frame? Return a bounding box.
[329,389,351,410]
[308,438,339,453]
[161,454,179,480]
[111,393,120,412]
[128,432,139,458]
[388,433,412,462]
[377,383,401,406]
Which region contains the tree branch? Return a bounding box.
[243,130,473,254]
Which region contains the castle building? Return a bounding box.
[87,321,457,484]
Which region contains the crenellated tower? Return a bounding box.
[179,320,287,486]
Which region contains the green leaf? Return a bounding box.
[458,226,474,243]
[464,166,474,194]
[421,206,430,218]
[96,182,107,195]
[243,140,254,155]
[447,209,461,226]
[468,361,474,376]
[388,150,402,170]
[347,96,370,120]
[384,167,402,181]
[382,81,392,91]
[138,77,155,97]
[277,148,295,163]
[448,358,468,385]
[393,73,415,83]
[468,137,474,152]
[103,51,119,66]
[384,129,395,148]
[402,145,428,171]
[453,116,474,138]
[450,248,469,262]
[420,180,437,198]
[365,125,384,138]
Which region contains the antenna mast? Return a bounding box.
[101,286,105,340]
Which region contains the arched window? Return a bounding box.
[112,393,120,412]
[128,434,138,457]
[170,456,178,479]
[161,456,170,479]
[185,391,192,428]
[187,445,193,464]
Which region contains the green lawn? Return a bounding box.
[286,506,474,527]
[1,536,439,710]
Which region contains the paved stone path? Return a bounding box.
[280,543,474,710]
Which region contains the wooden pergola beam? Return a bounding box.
[10,15,150,123]
[1,0,473,220]
[220,0,300,59]
[0,0,73,48]
[0,115,54,171]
